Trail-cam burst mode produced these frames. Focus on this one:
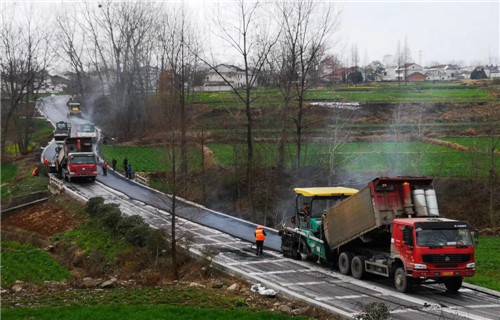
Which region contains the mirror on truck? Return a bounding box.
[403,227,414,247]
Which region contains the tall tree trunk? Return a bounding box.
[171,143,178,280]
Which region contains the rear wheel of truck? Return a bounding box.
[338,252,352,275]
[444,277,462,293]
[351,256,365,279]
[394,267,412,293]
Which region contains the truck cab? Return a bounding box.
[56,137,97,182]
[391,218,475,292]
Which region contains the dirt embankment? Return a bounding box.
[1,197,336,319]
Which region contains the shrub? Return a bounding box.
[101,206,123,231]
[117,215,146,235]
[125,225,151,247]
[86,197,105,217]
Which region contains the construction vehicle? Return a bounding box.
[67,97,82,117]
[55,137,97,182]
[75,123,97,140]
[54,121,71,143]
[280,177,476,293]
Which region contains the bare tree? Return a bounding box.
[198,0,280,191]
[158,5,200,181]
[56,9,87,99]
[402,36,412,84]
[1,6,52,155]
[280,0,337,168]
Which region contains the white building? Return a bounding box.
[199,64,246,92]
[396,63,424,81]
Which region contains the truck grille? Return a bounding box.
[422,254,470,265]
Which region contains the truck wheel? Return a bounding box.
[351,256,365,279]
[338,252,352,275]
[394,267,412,293]
[444,277,462,293]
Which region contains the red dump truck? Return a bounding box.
[281,177,476,292]
[55,137,98,182]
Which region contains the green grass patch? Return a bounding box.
[466,237,500,291]
[100,145,202,173]
[1,304,300,320]
[1,163,18,184]
[443,136,500,152]
[1,158,48,203]
[55,221,131,263]
[0,241,70,287]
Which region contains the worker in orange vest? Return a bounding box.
[255,225,266,256]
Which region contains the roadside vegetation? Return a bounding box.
[466,237,500,291]
[1,241,70,287]
[1,118,53,206]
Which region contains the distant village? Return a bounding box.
[41,58,500,95]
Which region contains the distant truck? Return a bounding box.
[55,137,98,182]
[54,121,71,143]
[280,177,476,293]
[67,97,82,117]
[75,123,97,140]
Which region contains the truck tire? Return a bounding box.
[394,267,412,293]
[338,252,352,275]
[444,277,462,293]
[351,256,365,279]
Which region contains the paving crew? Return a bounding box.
[123,158,128,176]
[255,225,266,256]
[102,160,108,176]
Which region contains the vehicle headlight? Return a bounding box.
[466,262,475,269]
[414,263,427,270]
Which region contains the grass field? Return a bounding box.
[443,136,499,152]
[1,158,49,204]
[466,237,500,291]
[0,241,70,287]
[101,141,499,178]
[2,305,300,320]
[100,145,202,173]
[192,83,494,108]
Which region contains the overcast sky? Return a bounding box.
[6,0,500,67]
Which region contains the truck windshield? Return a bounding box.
[416,228,473,247]
[56,123,67,130]
[80,124,95,132]
[70,155,96,165]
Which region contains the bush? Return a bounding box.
[125,225,151,247]
[86,197,105,217]
[117,215,146,235]
[101,206,123,231]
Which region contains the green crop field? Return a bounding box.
[101,141,500,178]
[466,237,500,291]
[0,241,70,287]
[191,82,494,108]
[443,136,500,152]
[100,145,202,173]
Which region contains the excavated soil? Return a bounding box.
[2,200,82,237]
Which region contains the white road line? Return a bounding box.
[227,259,288,266]
[249,270,305,275]
[282,281,327,287]
[316,294,369,301]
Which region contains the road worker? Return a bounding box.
[255,225,266,256]
[102,160,108,176]
[111,158,117,171]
